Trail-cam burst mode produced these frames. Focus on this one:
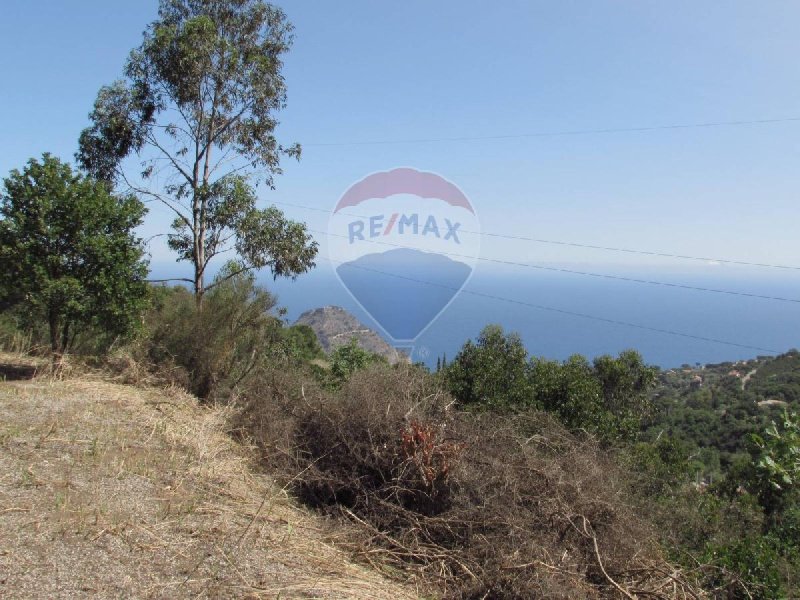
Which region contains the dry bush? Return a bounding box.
[238,363,707,599]
[102,344,191,389]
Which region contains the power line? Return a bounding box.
[304,116,800,147]
[273,200,800,272]
[316,230,800,304]
[327,257,781,355]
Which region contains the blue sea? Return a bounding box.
[264,260,800,369]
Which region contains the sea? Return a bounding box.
[259,259,800,370]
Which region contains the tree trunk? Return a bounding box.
[48,310,64,374]
[193,185,205,304]
[194,256,204,304]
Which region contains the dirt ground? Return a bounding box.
[0,353,418,599]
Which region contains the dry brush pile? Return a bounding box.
[236,364,708,599]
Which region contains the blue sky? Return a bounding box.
[2,0,800,273]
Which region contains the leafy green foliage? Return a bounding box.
[146,265,281,398]
[625,436,692,497]
[703,536,784,600]
[594,350,657,430]
[0,154,148,359]
[635,408,800,598]
[532,352,656,442]
[445,325,655,441]
[281,324,324,362]
[329,338,385,383]
[445,325,535,410]
[78,0,317,298]
[751,410,800,521]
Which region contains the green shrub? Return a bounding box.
[329,337,385,383]
[281,324,325,361]
[0,313,36,354]
[445,324,535,410]
[625,436,692,498]
[704,536,784,600]
[145,265,282,399]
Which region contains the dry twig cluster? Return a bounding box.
[238,364,709,599]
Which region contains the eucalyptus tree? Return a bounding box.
[78,0,317,300]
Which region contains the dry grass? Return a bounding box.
[238,365,708,599]
[0,352,417,599]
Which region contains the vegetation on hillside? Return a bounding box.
[1,1,798,597]
[0,154,148,367]
[1,160,797,594]
[4,252,798,596]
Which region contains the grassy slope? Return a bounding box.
[0,353,416,599]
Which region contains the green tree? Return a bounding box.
[282,324,324,362]
[330,338,383,382]
[445,325,535,410]
[626,436,692,497]
[532,351,656,442]
[78,0,317,301]
[531,354,606,432]
[0,154,148,365]
[593,350,657,438]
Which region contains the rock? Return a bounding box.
[295,306,409,365]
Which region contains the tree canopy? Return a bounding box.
[0,154,149,362]
[445,324,535,410]
[77,0,317,299]
[445,324,657,441]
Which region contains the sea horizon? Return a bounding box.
[150,260,800,369]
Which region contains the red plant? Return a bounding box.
[399,420,463,488]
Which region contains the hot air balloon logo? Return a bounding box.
[328,168,480,352]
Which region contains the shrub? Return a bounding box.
[239,362,705,598]
[281,324,325,361]
[145,265,282,399]
[329,337,386,383]
[0,313,37,354]
[293,363,455,514]
[445,324,535,410]
[704,537,783,600]
[624,436,692,498]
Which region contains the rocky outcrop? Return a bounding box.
[295,306,408,364]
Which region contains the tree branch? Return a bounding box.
[146,132,194,185]
[202,264,255,293]
[120,173,193,230]
[146,277,194,284]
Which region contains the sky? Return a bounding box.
[2,0,800,275]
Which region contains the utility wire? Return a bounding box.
[304,116,800,147]
[273,200,800,272]
[326,257,780,355]
[315,230,800,304]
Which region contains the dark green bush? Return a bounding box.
[704,537,784,600]
[445,324,535,410]
[281,324,325,361]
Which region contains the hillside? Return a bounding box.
[295,306,408,364]
[0,353,415,599]
[645,349,800,470]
